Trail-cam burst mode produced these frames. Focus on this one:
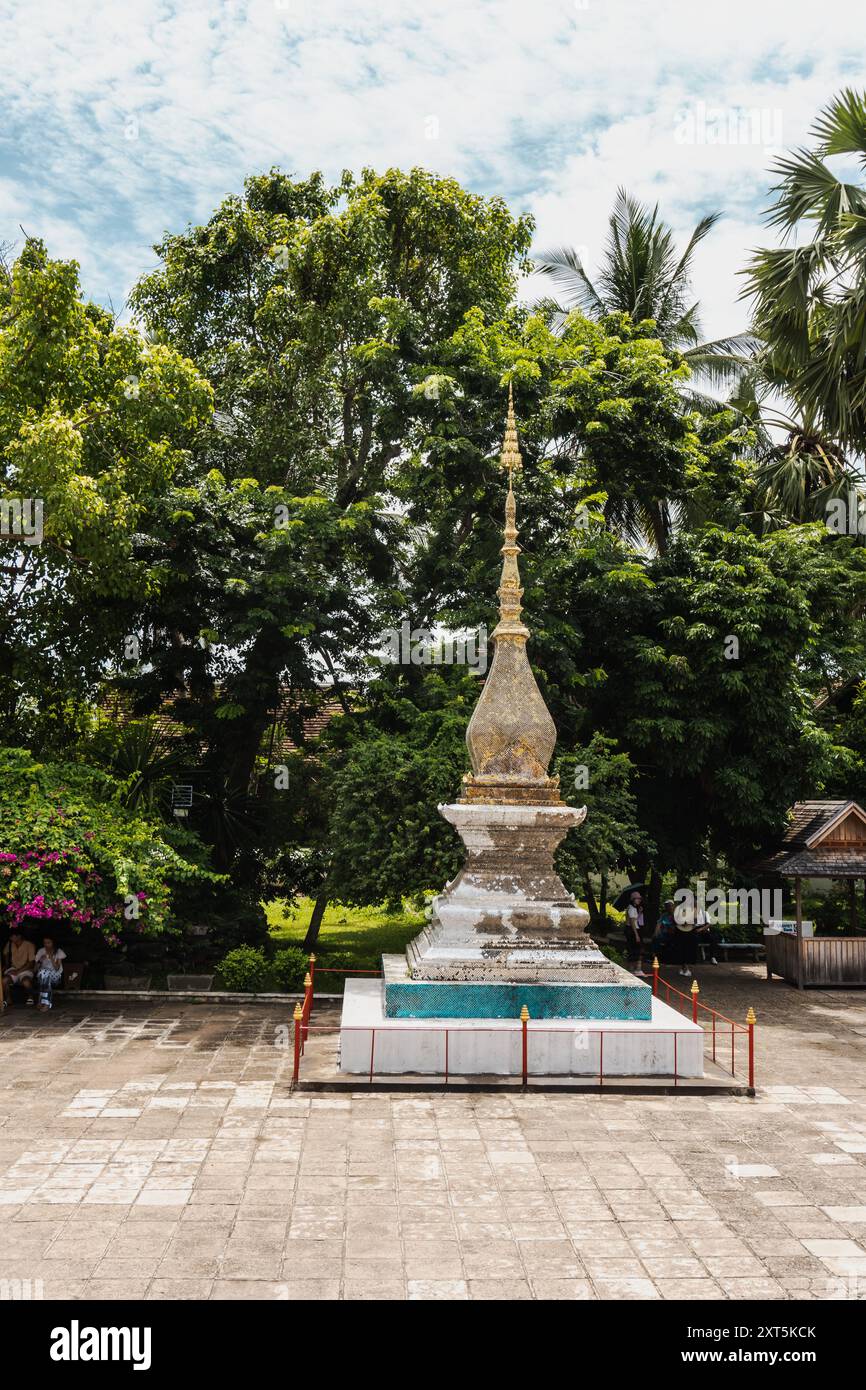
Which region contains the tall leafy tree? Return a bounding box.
[0,239,212,745]
[535,188,756,396]
[128,169,533,807]
[743,89,866,460]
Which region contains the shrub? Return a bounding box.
[597,940,626,967]
[217,945,269,992]
[270,947,308,992]
[0,747,222,946]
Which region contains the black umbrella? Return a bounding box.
[611,882,648,911]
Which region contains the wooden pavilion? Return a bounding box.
[752,800,866,988]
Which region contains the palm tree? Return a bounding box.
[535,187,757,397]
[743,88,866,456]
[725,362,854,528]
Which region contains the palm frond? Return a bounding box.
[533,245,606,317]
[812,88,866,162]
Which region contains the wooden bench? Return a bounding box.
[699,940,764,963]
[605,932,763,963]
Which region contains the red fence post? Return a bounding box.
[302,972,312,1050]
[747,1007,756,1092]
[292,1003,303,1085]
[691,978,699,1024]
[308,954,316,1017]
[652,957,659,998]
[520,1006,529,1086]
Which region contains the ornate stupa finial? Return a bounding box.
[500,383,522,489]
[462,388,562,806]
[495,383,527,641]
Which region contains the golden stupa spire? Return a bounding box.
[500,383,522,489]
[495,383,527,640]
[460,387,561,804]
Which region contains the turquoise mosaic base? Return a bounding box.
[384,977,652,1021]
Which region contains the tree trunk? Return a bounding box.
[599,870,609,929]
[302,888,329,952]
[223,629,285,799]
[628,849,650,889]
[646,867,662,936]
[582,877,600,931]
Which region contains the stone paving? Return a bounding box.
[2,963,866,1300]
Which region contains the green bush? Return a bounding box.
[715,922,763,943]
[217,945,269,992]
[597,940,626,966]
[270,947,308,992]
[319,949,376,971]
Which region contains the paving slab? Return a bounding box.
[2,965,866,1300]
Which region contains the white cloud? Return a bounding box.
[0,0,861,330]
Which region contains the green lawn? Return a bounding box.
[265,898,424,975]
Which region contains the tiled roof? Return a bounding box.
[778,801,852,848]
[750,800,866,877]
[101,688,346,756]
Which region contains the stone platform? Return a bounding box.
[340,978,704,1077]
[385,952,652,1020]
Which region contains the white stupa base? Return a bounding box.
[339,979,704,1078]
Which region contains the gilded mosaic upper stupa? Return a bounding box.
[463,385,562,806]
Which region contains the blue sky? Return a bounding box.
[1,0,862,336]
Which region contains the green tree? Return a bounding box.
[319,669,475,914]
[743,89,866,460]
[554,734,654,929]
[535,188,756,397]
[126,166,533,834]
[0,239,212,744]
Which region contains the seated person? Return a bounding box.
[35,936,67,1012]
[2,931,36,1005]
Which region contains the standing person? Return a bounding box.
[625,891,648,977]
[2,931,36,1005]
[672,898,699,978]
[34,937,66,1012]
[695,906,720,965]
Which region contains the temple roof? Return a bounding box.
[750,800,866,877]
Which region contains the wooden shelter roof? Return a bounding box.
[750,801,866,878]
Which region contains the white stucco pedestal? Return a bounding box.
[339,978,704,1078]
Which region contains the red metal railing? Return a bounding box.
[649,957,754,1083]
[294,1020,718,1088]
[292,953,756,1093]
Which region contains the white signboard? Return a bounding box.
[764,919,815,938]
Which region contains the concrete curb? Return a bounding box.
[66,989,345,1006]
[293,1078,753,1096]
